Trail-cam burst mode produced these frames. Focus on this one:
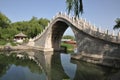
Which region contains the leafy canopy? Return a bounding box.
[0,12,11,28]
[113,18,120,30]
[0,12,49,42]
[66,0,83,18]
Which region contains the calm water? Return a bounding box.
[0,51,120,80]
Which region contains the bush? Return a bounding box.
[0,40,7,45]
[61,42,74,51]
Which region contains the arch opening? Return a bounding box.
[51,21,77,53]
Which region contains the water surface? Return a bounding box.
[0,51,120,80]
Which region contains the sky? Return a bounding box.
[0,0,120,35]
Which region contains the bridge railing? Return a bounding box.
[31,12,120,44]
[53,12,120,44]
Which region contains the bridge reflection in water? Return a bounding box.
[0,51,120,80]
[34,51,120,80]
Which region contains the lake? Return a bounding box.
[0,51,120,80]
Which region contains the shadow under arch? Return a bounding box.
[51,19,78,52]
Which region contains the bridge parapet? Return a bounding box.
[30,12,120,44]
[53,12,120,44]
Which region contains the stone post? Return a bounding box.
[117,32,120,42]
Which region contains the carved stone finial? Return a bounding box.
[112,30,115,36]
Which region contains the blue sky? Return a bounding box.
[0,0,120,35]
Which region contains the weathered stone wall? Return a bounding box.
[34,26,53,50]
[72,26,120,55]
[71,26,120,68]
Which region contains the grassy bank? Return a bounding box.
[61,42,74,52]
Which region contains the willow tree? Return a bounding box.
[66,0,83,18]
[113,18,120,30]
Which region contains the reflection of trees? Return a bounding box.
[0,63,10,77]
[0,52,42,77]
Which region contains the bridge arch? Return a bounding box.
[50,17,77,51]
[29,12,120,54]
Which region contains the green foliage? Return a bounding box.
[0,40,7,45]
[113,18,120,30]
[62,35,75,40]
[0,12,49,45]
[61,42,74,51]
[38,18,49,29]
[11,17,49,38]
[66,0,83,18]
[0,53,42,77]
[0,12,11,28]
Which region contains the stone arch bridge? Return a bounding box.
[27,12,120,67]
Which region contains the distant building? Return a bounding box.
[61,39,71,42]
[61,39,76,44]
[14,32,27,43]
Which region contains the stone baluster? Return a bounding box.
[117,32,120,42]
[76,17,79,21]
[93,24,96,31]
[89,25,92,31]
[78,20,80,28]
[83,21,86,30]
[64,12,67,16]
[90,25,93,30]
[68,14,71,19]
[84,18,86,22]
[96,27,99,37]
[110,30,115,42]
[92,25,95,36]
[72,17,74,22]
[99,27,101,33]
[77,20,79,26]
[97,27,99,32]
[60,11,62,14]
[88,21,90,26]
[88,25,91,35]
[79,17,82,22]
[47,22,50,26]
[106,29,109,40]
[112,30,115,36]
[45,26,47,29]
[106,29,108,35]
[58,12,61,15]
[53,16,55,19]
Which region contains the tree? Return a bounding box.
[38,18,50,29]
[66,0,83,18]
[113,18,120,30]
[11,17,49,38]
[0,12,11,28]
[62,35,75,40]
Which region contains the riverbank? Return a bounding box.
[1,45,120,69]
[0,45,54,52]
[0,45,33,51]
